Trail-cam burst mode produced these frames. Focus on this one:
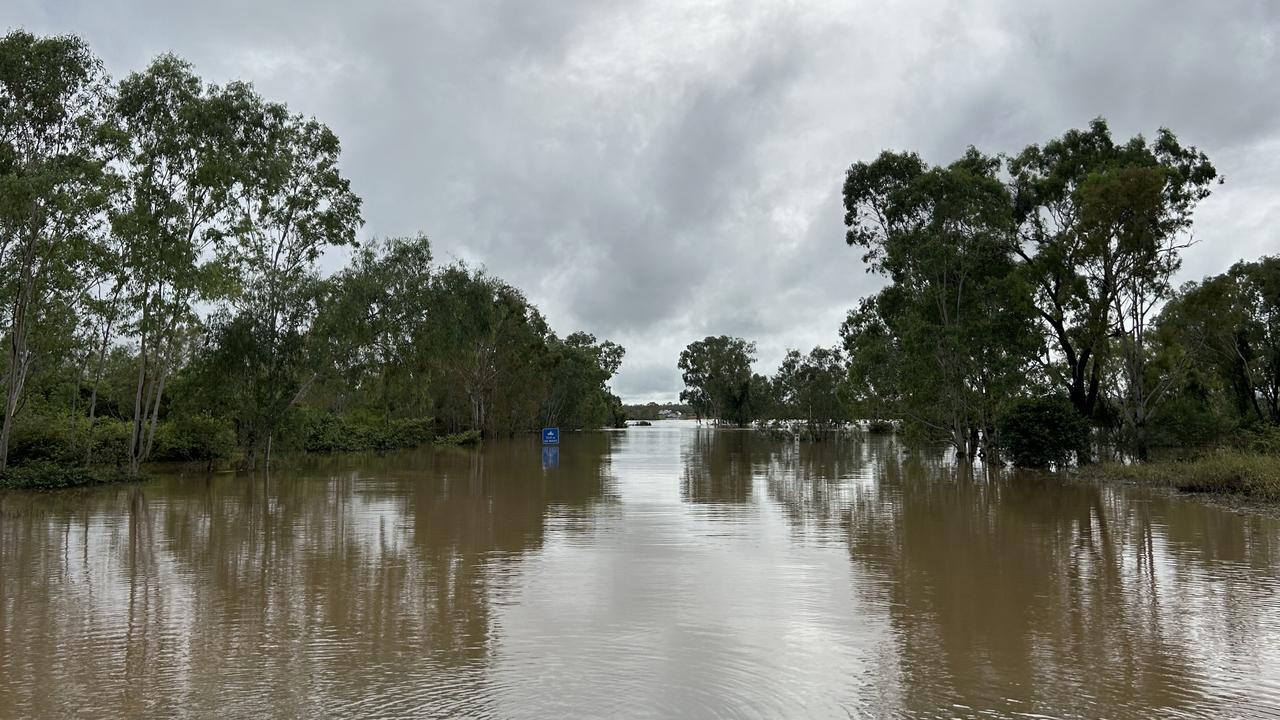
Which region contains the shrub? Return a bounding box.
[152,415,236,463]
[302,413,437,453]
[89,419,133,466]
[0,461,132,490]
[436,429,482,446]
[8,416,76,464]
[1146,395,1235,448]
[997,395,1090,468]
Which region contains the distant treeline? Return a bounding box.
[622,402,694,421]
[679,119,1279,465]
[0,31,624,482]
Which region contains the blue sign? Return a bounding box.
[542,427,560,445]
[542,446,559,469]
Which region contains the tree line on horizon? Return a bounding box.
[679,119,1279,465]
[0,30,625,482]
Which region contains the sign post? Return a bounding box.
[541,427,559,469]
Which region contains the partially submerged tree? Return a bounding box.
[0,31,113,469]
[843,148,1038,455]
[773,346,848,431]
[111,56,246,475]
[216,98,363,469]
[1008,119,1217,449]
[678,336,759,426]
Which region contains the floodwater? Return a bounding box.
[2,421,1279,719]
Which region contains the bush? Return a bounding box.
[997,395,1090,468]
[0,461,133,491]
[1146,395,1236,448]
[152,415,236,463]
[435,429,481,446]
[89,419,133,466]
[302,413,437,453]
[8,416,76,464]
[1230,426,1280,456]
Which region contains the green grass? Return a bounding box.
[1091,451,1280,502]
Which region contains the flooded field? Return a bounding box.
[2,421,1279,718]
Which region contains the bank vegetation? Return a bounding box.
[0,31,625,489]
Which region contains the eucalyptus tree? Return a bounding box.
[0,31,114,469]
[773,346,848,430]
[217,97,362,469]
[1158,257,1280,429]
[110,56,246,475]
[317,233,436,418]
[543,331,625,429]
[843,148,1037,455]
[678,336,758,426]
[424,263,553,435]
[1008,119,1217,441]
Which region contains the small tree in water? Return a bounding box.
[996,396,1091,468]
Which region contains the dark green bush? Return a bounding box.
[152,415,236,463]
[1146,395,1236,448]
[0,461,132,490]
[8,416,75,464]
[997,395,1090,468]
[89,419,133,466]
[302,414,436,453]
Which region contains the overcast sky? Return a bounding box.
[8,1,1280,402]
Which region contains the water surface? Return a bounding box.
[3,421,1279,718]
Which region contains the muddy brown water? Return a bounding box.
[2,420,1279,718]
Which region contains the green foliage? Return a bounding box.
[996,396,1091,468]
[678,336,761,426]
[0,461,131,490]
[0,30,114,469]
[773,346,849,429]
[1008,119,1217,430]
[88,419,133,466]
[843,147,1038,455]
[6,414,132,467]
[436,429,482,446]
[151,415,236,463]
[300,413,435,453]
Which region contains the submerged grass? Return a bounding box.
[1091,451,1280,502]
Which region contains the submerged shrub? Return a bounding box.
[302,413,437,453]
[997,395,1090,468]
[0,461,132,490]
[153,415,236,463]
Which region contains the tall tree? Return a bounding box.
[111,56,245,475]
[1158,257,1280,428]
[218,98,362,469]
[773,346,848,430]
[843,148,1037,455]
[0,31,113,469]
[1008,119,1217,437]
[678,336,758,426]
[424,264,551,435]
[543,331,625,429]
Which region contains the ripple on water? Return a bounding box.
[2,425,1280,718]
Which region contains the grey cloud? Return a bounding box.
[8,0,1280,400]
